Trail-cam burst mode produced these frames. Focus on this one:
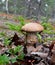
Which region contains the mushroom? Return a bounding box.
[21,22,44,54]
[22,22,44,45]
[22,22,44,32]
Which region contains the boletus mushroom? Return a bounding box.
[21,22,44,53]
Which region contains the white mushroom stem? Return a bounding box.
[26,33,38,45]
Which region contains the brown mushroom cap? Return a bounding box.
[21,22,44,32]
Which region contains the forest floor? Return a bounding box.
[0,13,55,65]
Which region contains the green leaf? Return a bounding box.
[37,33,42,43]
[14,45,23,54]
[0,54,9,65]
[4,38,11,46]
[10,57,17,63]
[18,52,25,60]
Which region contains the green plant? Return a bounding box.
[4,38,11,46]
[41,22,55,34]
[14,45,25,60]
[0,32,6,37]
[41,22,53,29]
[9,45,25,60]
[18,52,25,60]
[37,33,42,43]
[0,45,25,64]
[44,37,55,42]
[18,16,25,23]
[41,16,55,34]
[36,22,55,43]
[9,56,17,63]
[14,45,23,54]
[6,22,21,32]
[14,15,25,24]
[6,16,26,32]
[0,54,9,65]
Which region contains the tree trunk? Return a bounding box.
[6,0,9,14]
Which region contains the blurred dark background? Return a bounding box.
[0,0,55,20]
